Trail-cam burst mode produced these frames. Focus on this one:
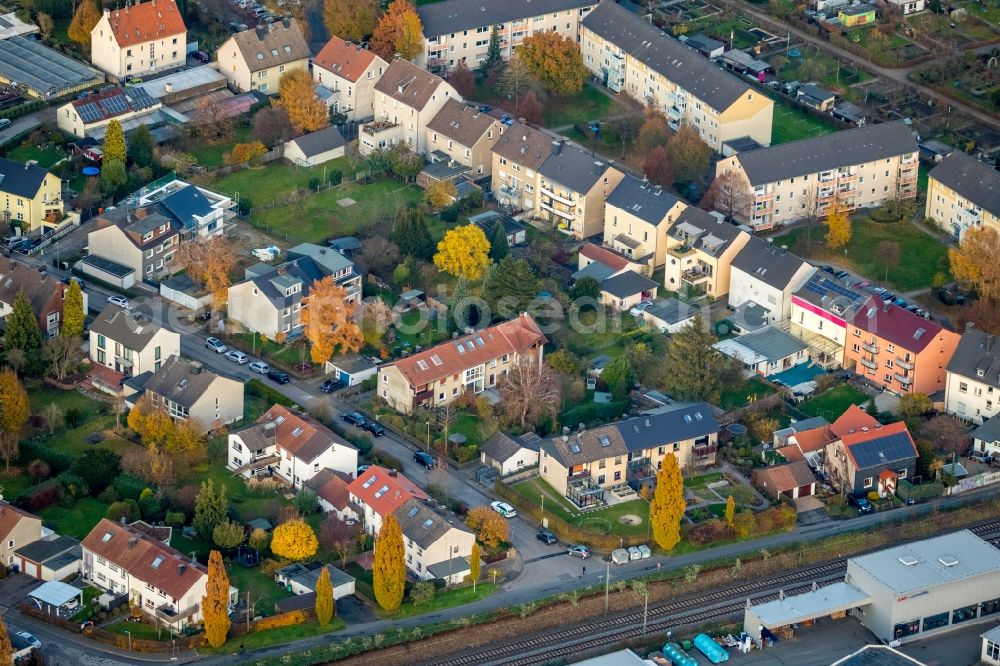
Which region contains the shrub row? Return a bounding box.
[251,608,312,632]
[245,379,295,407]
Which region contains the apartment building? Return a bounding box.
[662,206,750,299]
[580,0,772,151]
[602,174,687,268]
[377,313,546,414]
[491,122,553,212]
[395,498,475,584]
[312,37,387,122]
[88,304,180,378]
[360,57,460,156]
[133,356,244,432]
[844,296,961,396]
[945,326,1000,424]
[426,99,501,176]
[347,466,429,536]
[788,273,872,367]
[926,150,1000,240]
[0,258,83,338]
[86,207,180,284]
[216,20,310,94]
[715,120,919,231]
[0,158,64,233]
[124,178,235,241]
[89,1,186,80]
[728,237,815,324]
[536,140,624,238]
[415,0,598,72]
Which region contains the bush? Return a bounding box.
[97,487,120,504]
[897,479,944,501]
[165,510,186,527]
[371,451,403,471]
[19,441,73,474]
[57,472,90,499]
[246,379,294,407]
[113,473,147,501]
[17,479,62,511]
[347,432,373,457]
[253,609,311,631]
[558,401,629,429]
[329,169,343,185]
[686,518,734,545]
[440,204,459,223]
[106,499,140,522]
[247,476,283,496]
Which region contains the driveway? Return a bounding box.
[0,573,42,610]
[336,596,376,625]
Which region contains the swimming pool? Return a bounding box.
[769,362,825,386]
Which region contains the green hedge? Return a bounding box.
[558,400,629,430]
[245,379,295,407]
[4,99,44,121]
[897,479,945,501]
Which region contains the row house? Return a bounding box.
[217,20,310,95]
[580,0,773,151]
[227,404,358,489]
[535,140,624,239]
[925,150,1000,240]
[945,325,1000,425]
[89,0,186,80]
[312,36,387,123]
[491,122,554,213]
[377,313,546,414]
[662,206,750,300]
[715,120,919,231]
[88,304,180,379]
[127,356,244,433]
[0,258,85,338]
[426,99,501,177]
[415,0,597,72]
[788,273,872,367]
[347,466,429,536]
[844,296,961,396]
[727,236,815,325]
[602,174,687,268]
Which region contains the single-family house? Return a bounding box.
[377,313,546,414]
[926,150,1000,240]
[88,305,180,378]
[131,355,244,432]
[275,561,355,598]
[347,466,429,536]
[773,417,837,467]
[312,37,387,122]
[284,126,347,167]
[789,272,872,367]
[945,325,1000,424]
[573,243,646,284]
[823,421,918,497]
[715,326,810,376]
[728,237,816,323]
[602,175,688,268]
[56,86,163,140]
[480,432,541,476]
[598,270,659,311]
[0,158,64,233]
[85,208,179,284]
[216,19,310,94]
[395,498,475,583]
[752,461,817,500]
[14,535,81,581]
[0,503,42,570]
[89,1,187,80]
[304,469,356,520]
[426,100,501,176]
[663,206,751,299]
[125,178,235,241]
[845,296,961,396]
[0,258,84,338]
[227,404,358,489]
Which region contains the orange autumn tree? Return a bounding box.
[515,31,587,97]
[277,69,329,134]
[370,0,423,61]
[202,550,231,648]
[176,236,237,310]
[300,276,363,365]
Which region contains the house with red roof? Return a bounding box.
[377,313,546,414]
[312,36,387,122]
[90,0,187,80]
[823,420,918,497]
[752,460,817,500]
[844,296,961,396]
[346,466,429,536]
[305,469,355,521]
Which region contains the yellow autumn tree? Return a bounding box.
[271,519,318,561]
[315,566,334,625]
[226,141,267,166]
[127,395,174,448]
[649,453,685,550]
[68,0,100,47]
[950,226,1000,302]
[724,495,735,527]
[515,31,588,97]
[176,236,237,310]
[825,202,852,250]
[278,69,329,134]
[424,179,457,208]
[469,541,481,590]
[202,550,231,648]
[373,514,405,611]
[300,276,364,365]
[370,0,423,61]
[434,224,491,281]
[0,613,14,664]
[465,506,509,549]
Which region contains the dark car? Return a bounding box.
[536,530,557,545]
[319,378,342,393]
[849,495,873,513]
[267,369,290,384]
[414,451,437,469]
[341,411,367,427]
[192,50,211,63]
[364,421,384,437]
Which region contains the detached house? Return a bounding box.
[945,325,1000,424]
[227,404,358,489]
[85,207,179,285]
[377,313,546,414]
[426,99,501,176]
[0,158,64,233]
[728,237,815,324]
[360,57,460,156]
[128,356,244,432]
[602,175,687,268]
[88,304,180,379]
[89,0,187,80]
[662,206,750,299]
[312,37,387,122]
[715,120,918,231]
[844,296,961,396]
[82,519,234,631]
[348,466,429,536]
[217,19,310,94]
[395,498,475,584]
[0,258,85,338]
[125,178,235,241]
[823,421,918,497]
[926,150,1000,240]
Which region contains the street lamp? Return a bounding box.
[426,420,431,449]
[125,629,132,652]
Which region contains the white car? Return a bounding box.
[225,350,249,365]
[15,631,40,649]
[490,501,517,518]
[629,300,653,317]
[249,361,270,375]
[205,337,227,353]
[107,295,130,309]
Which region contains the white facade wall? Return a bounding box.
[946,371,1000,425]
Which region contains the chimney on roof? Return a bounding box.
[883,300,891,313]
[179,563,186,575]
[578,423,585,432]
[967,322,976,332]
[282,16,291,29]
[388,469,398,477]
[551,140,563,155]
[128,537,138,549]
[120,516,127,525]
[263,421,276,442]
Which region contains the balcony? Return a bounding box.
[667,106,683,120]
[540,186,574,207]
[156,603,199,624]
[754,190,775,202]
[667,243,695,258]
[817,189,836,202]
[231,454,279,475]
[895,357,914,370]
[860,358,878,370]
[837,171,857,183]
[693,443,718,458]
[682,266,712,284]
[862,342,879,353]
[540,201,575,221]
[498,184,520,198]
[894,373,914,386]
[898,168,918,183]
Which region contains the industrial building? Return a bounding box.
[745,530,1000,647]
[0,36,102,99]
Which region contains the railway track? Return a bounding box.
[428,519,1000,666]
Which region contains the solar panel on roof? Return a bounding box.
[77,102,101,123]
[849,431,915,468]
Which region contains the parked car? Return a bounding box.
[342,411,366,427]
[567,545,591,559]
[191,50,211,63]
[536,530,557,545]
[15,632,40,649]
[225,350,249,364]
[267,369,290,384]
[490,500,517,518]
[205,337,227,353]
[364,421,384,437]
[107,294,130,309]
[249,361,270,375]
[849,495,873,513]
[357,464,371,475]
[320,378,342,393]
[629,300,653,317]
[414,451,437,469]
[0,119,11,130]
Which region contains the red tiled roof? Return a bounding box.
[851,296,946,353]
[830,404,880,438]
[347,465,428,519]
[386,313,546,388]
[0,503,39,543]
[776,444,804,463]
[305,469,352,511]
[753,460,816,495]
[579,243,632,272]
[313,37,379,83]
[82,519,206,599]
[104,0,186,46]
[788,426,836,453]
[258,405,350,463]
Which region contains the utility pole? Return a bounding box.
[604,559,611,613]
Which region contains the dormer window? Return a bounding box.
[978,368,986,378]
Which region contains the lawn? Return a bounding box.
[105,619,173,641]
[208,157,358,204]
[5,144,66,168]
[200,618,347,654]
[769,100,838,145]
[38,498,110,539]
[189,126,252,169]
[393,308,450,351]
[799,384,870,420]
[383,582,499,619]
[772,219,951,291]
[541,83,616,129]
[720,377,775,411]
[684,472,725,489]
[511,478,650,538]
[511,476,578,522]
[227,565,293,615]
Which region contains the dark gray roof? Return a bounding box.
[470,211,525,237]
[418,0,596,37]
[538,143,612,194]
[797,83,834,103]
[643,298,694,326]
[161,185,213,226]
[606,175,681,226]
[928,150,1000,219]
[669,207,746,257]
[947,327,1000,389]
[143,356,224,409]
[722,136,764,154]
[847,430,917,469]
[731,236,812,290]
[14,535,80,564]
[793,273,871,320]
[394,499,470,549]
[328,236,361,252]
[582,0,751,111]
[290,125,346,158]
[730,326,808,362]
[481,432,537,463]
[427,557,470,579]
[277,561,354,591]
[242,256,325,306]
[89,304,168,351]
[81,255,134,278]
[600,270,658,298]
[614,403,717,453]
[572,260,617,283]
[734,120,917,186]
[974,415,1000,444]
[421,160,469,181]
[732,301,768,332]
[686,34,724,52]
[0,157,52,198]
[123,371,152,394]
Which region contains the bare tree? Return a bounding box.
[0,435,17,473]
[702,171,753,222]
[875,241,900,282]
[357,238,401,278]
[319,513,361,568]
[498,361,560,430]
[43,335,82,381]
